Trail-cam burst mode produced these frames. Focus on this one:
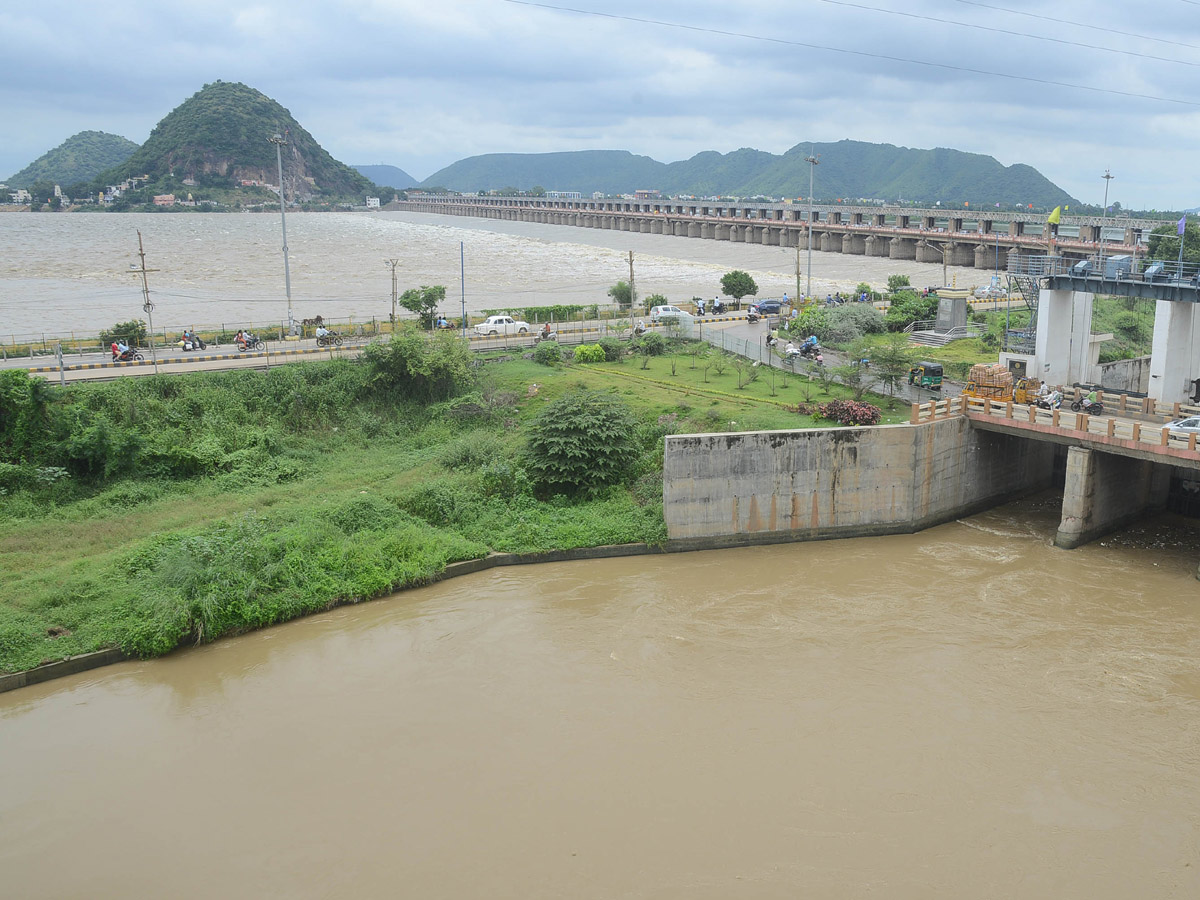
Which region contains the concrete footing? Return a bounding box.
[1054,446,1170,548]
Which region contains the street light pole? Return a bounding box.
[1100,168,1113,277]
[268,133,293,333]
[805,152,819,300]
[384,258,399,327]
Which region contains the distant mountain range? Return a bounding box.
[352,164,417,190]
[5,83,1081,208]
[6,131,139,188]
[421,142,1079,208]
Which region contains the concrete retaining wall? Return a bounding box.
[663,418,1055,541]
[1099,356,1151,394]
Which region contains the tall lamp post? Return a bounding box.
[268,133,294,333]
[805,151,819,300]
[1099,168,1113,277]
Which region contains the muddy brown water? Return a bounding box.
[3,497,1199,898]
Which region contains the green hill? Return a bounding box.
[353,164,417,190]
[6,131,139,188]
[99,81,378,201]
[422,140,1076,208]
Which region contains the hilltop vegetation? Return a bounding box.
[92,81,382,204]
[423,139,1077,208]
[5,131,138,188]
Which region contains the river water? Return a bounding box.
[3,496,1198,898]
[0,210,977,342]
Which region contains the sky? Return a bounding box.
[3,0,1199,209]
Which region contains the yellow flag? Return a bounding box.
[1047,206,1062,225]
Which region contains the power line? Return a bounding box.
[814,0,1200,67]
[502,0,1200,107]
[952,0,1200,51]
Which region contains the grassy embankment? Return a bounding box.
[0,336,906,673]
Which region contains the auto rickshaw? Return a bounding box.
[909,361,943,391]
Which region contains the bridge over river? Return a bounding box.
[395,196,1171,271]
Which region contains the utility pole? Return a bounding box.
[805,151,819,299]
[795,243,802,307]
[628,250,636,326]
[384,258,399,327]
[134,230,159,374]
[1100,168,1113,277]
[268,133,293,333]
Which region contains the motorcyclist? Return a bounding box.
[697,299,705,316]
[111,341,119,361]
[541,322,551,338]
[116,340,130,360]
[634,319,646,335]
[1082,389,1099,410]
[315,324,330,339]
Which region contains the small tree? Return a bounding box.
[886,273,912,293]
[399,285,447,329]
[608,280,635,309]
[721,270,758,301]
[871,333,916,404]
[525,389,636,495]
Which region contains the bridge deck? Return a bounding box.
[912,395,1200,471]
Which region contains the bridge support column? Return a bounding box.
[1032,290,1080,386]
[1055,447,1169,549]
[1148,300,1200,405]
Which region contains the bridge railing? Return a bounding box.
[960,395,1200,454]
[910,396,966,423]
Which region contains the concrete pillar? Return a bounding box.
[820,232,840,252]
[1148,300,1200,404]
[715,224,730,241]
[1068,291,1095,384]
[1055,447,1169,549]
[842,233,866,254]
[865,235,890,257]
[1034,288,1074,384]
[889,237,916,259]
[688,222,701,238]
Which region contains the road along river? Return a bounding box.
[2,496,1198,898]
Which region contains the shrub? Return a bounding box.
[533,341,563,366]
[597,337,626,362]
[635,332,666,356]
[885,291,938,331]
[362,327,475,402]
[524,389,637,495]
[99,318,148,347]
[817,399,882,426]
[573,343,606,363]
[823,304,886,345]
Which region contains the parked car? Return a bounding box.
[473,315,531,336]
[973,287,1007,300]
[1166,417,1200,435]
[649,305,687,323]
[750,299,784,315]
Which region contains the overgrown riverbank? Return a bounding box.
[0,331,904,673]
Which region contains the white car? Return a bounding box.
[1166,417,1200,435]
[973,286,1007,300]
[473,315,531,336]
[649,305,687,323]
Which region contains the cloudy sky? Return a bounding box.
[3,0,1199,208]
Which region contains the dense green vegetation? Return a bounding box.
[93,81,382,202]
[421,140,1078,207]
[0,331,909,674]
[6,131,138,188]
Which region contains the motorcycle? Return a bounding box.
[113,348,143,362]
[315,331,343,347]
[1034,392,1062,410]
[237,335,266,352]
[746,309,760,324]
[1070,397,1105,416]
[178,336,207,351]
[535,330,558,343]
[711,300,726,315]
